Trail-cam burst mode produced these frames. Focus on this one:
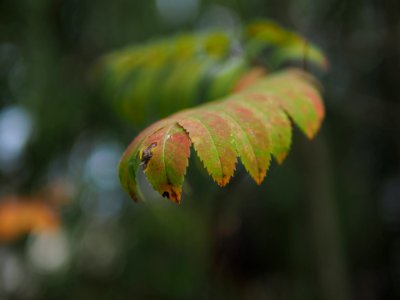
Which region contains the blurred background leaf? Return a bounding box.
[97,20,327,126]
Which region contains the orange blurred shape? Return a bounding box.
[0,197,60,242]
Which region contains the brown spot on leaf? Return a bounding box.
[162,191,169,198]
[140,142,157,170]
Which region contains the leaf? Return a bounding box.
[178,110,238,186]
[119,69,324,203]
[216,100,271,184]
[140,123,191,203]
[242,93,292,163]
[119,119,170,201]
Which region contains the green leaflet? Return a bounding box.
[119,69,325,203]
[217,101,271,184]
[179,110,238,187]
[118,119,170,201]
[241,94,292,163]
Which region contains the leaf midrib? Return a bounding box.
[160,124,175,185]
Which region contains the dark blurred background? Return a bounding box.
[0,0,399,299]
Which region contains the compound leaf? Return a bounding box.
[119,69,324,203]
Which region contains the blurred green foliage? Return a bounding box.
[98,20,326,125]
